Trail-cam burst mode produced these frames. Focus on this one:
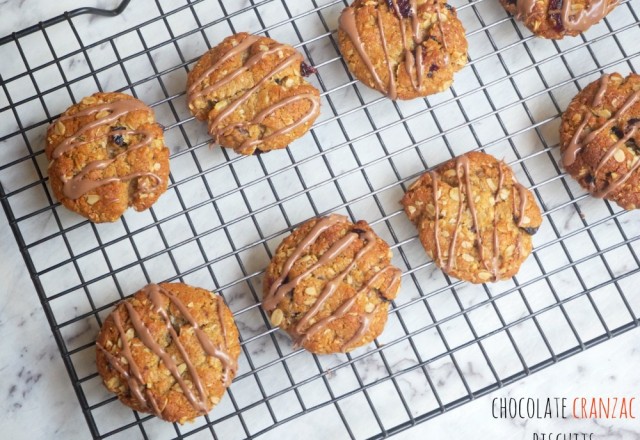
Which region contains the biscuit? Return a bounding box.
[45,92,170,223]
[500,0,618,39]
[262,215,402,354]
[560,72,640,209]
[338,0,468,100]
[402,151,543,283]
[96,283,240,424]
[186,32,321,156]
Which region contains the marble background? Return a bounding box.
[1,0,640,439]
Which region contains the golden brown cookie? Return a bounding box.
[45,92,170,223]
[96,283,240,424]
[262,215,402,354]
[186,32,321,156]
[500,0,618,39]
[337,0,468,100]
[560,73,640,209]
[402,152,543,283]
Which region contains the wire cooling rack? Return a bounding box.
[1,0,640,438]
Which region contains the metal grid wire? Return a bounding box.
[1,0,640,438]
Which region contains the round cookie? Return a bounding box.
[337,0,468,100]
[402,152,543,283]
[262,214,402,354]
[45,92,170,223]
[186,32,321,156]
[560,73,640,210]
[500,0,618,39]
[96,283,240,424]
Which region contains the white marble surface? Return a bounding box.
[1,0,640,439]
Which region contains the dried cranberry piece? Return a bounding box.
[520,226,539,236]
[611,126,624,138]
[626,138,640,155]
[427,63,440,78]
[110,126,127,147]
[113,135,126,146]
[386,0,413,18]
[584,174,595,184]
[548,0,564,32]
[300,62,318,77]
[627,118,640,126]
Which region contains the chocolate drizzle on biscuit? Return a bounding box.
[339,8,387,93]
[97,312,163,417]
[97,284,237,418]
[429,170,444,267]
[514,0,536,20]
[49,98,162,200]
[263,214,401,352]
[339,0,451,99]
[429,154,532,282]
[187,34,321,154]
[562,73,640,198]
[490,164,506,278]
[558,0,618,33]
[513,0,618,34]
